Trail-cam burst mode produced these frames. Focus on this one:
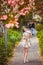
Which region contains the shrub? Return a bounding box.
[37,30,43,56]
[0,37,14,65]
[0,29,22,65]
[36,24,43,31]
[8,29,22,43]
[0,37,8,65]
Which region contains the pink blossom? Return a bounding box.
[20,12,25,15]
[14,15,19,19]
[29,0,35,3]
[19,1,24,5]
[15,19,18,22]
[2,15,8,20]
[15,24,19,28]
[8,0,11,5]
[5,24,11,28]
[15,21,19,25]
[5,23,14,28]
[14,14,20,22]
[14,20,19,28]
[13,20,19,28]
[20,8,24,12]
[11,0,15,6]
[15,0,20,3]
[24,11,29,14]
[20,7,29,13]
[29,3,32,7]
[11,4,14,6]
[19,7,30,15]
[15,15,18,19]
[8,0,15,6]
[0,15,7,20]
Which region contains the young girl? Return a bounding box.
[22,26,32,63]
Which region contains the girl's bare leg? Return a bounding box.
[24,48,28,63]
[26,50,28,62]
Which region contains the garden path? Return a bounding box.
[8,36,43,65]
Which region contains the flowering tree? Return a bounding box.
[0,0,43,28]
[33,0,43,21]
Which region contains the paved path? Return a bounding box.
[8,36,43,65]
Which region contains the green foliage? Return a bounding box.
[0,29,22,65]
[36,24,43,31]
[0,37,8,65]
[37,30,43,38]
[8,29,22,43]
[37,30,43,56]
[0,38,14,65]
[0,37,13,65]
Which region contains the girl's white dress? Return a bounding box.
[21,31,31,48]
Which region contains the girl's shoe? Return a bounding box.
[26,59,28,62]
[24,60,26,64]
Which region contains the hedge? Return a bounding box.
[0,29,22,65]
[37,30,43,56]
